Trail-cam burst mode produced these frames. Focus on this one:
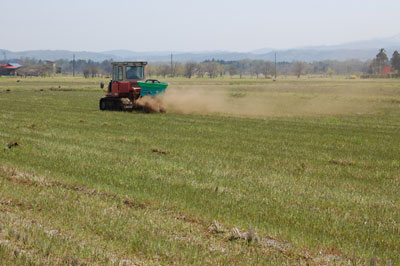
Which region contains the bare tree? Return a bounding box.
[250,61,263,78]
[238,68,245,79]
[261,61,272,78]
[83,69,90,78]
[90,65,99,77]
[228,64,238,77]
[184,61,198,78]
[250,65,260,78]
[173,62,184,77]
[238,59,250,79]
[202,61,221,78]
[158,65,170,78]
[292,61,307,78]
[147,64,155,77]
[198,63,206,78]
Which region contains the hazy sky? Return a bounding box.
[2,0,399,52]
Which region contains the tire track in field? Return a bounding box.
[0,165,147,210]
[0,211,143,265]
[0,165,350,265]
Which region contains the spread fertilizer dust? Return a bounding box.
[162,87,375,117]
[136,95,166,113]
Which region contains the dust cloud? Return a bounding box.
[161,87,374,117]
[136,95,166,113]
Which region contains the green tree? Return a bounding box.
[390,50,400,73]
[326,68,336,76]
[369,48,389,74]
[376,48,389,63]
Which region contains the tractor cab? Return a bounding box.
[111,61,147,82]
[107,61,147,97]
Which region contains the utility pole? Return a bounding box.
[274,52,277,79]
[3,51,7,62]
[170,53,173,77]
[72,54,76,77]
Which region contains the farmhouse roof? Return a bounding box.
[0,63,21,70]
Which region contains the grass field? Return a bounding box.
[0,75,399,265]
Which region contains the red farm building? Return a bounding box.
[0,63,21,76]
[380,66,392,75]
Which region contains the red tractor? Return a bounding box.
[99,61,168,111]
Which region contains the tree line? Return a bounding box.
[1,58,112,77]
[368,49,400,76]
[3,50,399,78]
[149,59,370,78]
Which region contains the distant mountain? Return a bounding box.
[99,50,255,62]
[1,33,400,63]
[297,34,400,51]
[141,52,255,62]
[251,48,274,54]
[0,49,117,61]
[101,50,173,58]
[258,48,399,62]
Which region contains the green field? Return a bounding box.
[0,76,399,265]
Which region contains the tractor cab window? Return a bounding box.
[113,66,118,80]
[126,66,144,80]
[118,66,123,81]
[113,66,123,81]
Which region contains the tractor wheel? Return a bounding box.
[119,101,125,111]
[143,104,151,113]
[100,99,107,111]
